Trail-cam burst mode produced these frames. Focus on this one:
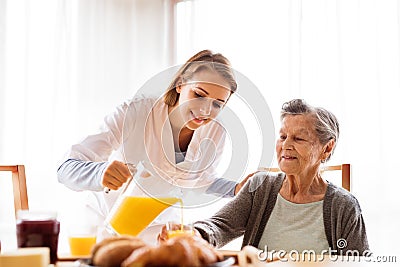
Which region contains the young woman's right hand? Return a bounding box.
[101,160,135,191]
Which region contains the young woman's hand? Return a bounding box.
[101,160,135,191]
[234,171,259,195]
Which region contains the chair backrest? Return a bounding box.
[0,165,29,218]
[259,164,351,191]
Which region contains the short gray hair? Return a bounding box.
[280,99,340,162]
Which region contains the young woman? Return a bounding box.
[57,50,244,241]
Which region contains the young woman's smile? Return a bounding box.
[172,70,231,131]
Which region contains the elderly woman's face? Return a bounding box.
[276,114,325,176]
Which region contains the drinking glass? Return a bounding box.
[166,221,194,239]
[68,224,97,256]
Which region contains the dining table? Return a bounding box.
[55,250,238,266]
[2,223,397,267]
[54,251,398,267]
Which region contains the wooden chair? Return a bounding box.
[0,165,29,218]
[259,164,351,191]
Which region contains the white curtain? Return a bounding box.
[1,0,399,256]
[0,0,174,251]
[175,0,400,254]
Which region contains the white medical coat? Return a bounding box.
[58,96,234,229]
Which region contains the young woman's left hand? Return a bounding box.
[234,171,259,195]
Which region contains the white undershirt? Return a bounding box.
[258,193,330,254]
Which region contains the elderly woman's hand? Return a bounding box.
[234,171,259,195]
[157,224,202,243]
[157,225,168,243]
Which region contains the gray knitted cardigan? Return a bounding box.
[194,172,369,254]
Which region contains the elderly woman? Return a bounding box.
[189,99,369,255]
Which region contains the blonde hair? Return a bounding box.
[164,50,237,106]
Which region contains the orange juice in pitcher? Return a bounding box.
[108,196,181,236]
[105,161,183,236]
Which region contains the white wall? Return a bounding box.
[0,0,174,252]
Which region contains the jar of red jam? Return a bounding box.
[16,210,60,264]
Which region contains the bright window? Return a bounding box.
[175,0,400,254]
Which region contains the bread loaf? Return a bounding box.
[91,236,146,267]
[91,235,140,257]
[122,235,223,267]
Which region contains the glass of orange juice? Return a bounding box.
[68,224,97,256]
[166,221,194,239]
